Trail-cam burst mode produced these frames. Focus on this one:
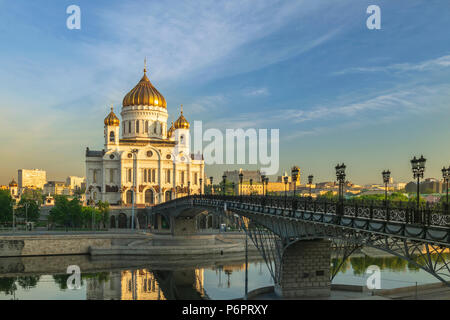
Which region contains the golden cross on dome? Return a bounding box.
[180,104,183,115]
[110,104,114,112]
[144,57,147,73]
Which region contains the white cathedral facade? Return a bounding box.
[85,66,205,206]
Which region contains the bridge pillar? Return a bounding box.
[171,217,198,235]
[275,239,331,298]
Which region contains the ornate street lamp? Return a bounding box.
[382,170,391,203]
[411,155,426,210]
[264,177,269,196]
[222,174,227,196]
[249,179,253,195]
[261,172,266,197]
[335,163,346,200]
[209,176,213,195]
[239,171,244,200]
[231,182,236,196]
[291,166,299,198]
[283,175,289,208]
[442,166,450,214]
[335,163,346,215]
[308,175,314,197]
[199,178,203,196]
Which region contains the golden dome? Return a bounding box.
[104,107,120,126]
[9,178,17,187]
[167,121,175,138]
[123,67,166,108]
[174,105,190,129]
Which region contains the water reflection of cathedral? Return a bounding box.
[86,268,204,300]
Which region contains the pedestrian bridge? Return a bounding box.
[152,194,450,298]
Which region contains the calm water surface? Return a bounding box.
[0,252,445,300]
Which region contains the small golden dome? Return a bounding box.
[167,121,175,138]
[123,67,166,108]
[174,105,190,129]
[104,107,120,126]
[9,178,17,187]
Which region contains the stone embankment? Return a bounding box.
[0,232,259,257]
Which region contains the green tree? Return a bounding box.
[97,201,110,229]
[0,190,14,224]
[81,206,102,228]
[49,196,83,228]
[16,198,40,222]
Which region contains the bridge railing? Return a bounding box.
[152,194,449,228]
[181,194,450,228]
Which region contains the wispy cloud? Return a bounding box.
[244,87,269,97]
[204,83,450,140]
[334,54,450,75]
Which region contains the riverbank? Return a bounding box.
[0,231,258,257]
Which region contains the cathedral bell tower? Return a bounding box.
[104,106,120,148]
[174,105,190,157]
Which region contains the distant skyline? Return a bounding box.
[0,0,449,185]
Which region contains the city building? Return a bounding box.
[85,65,205,206]
[8,178,19,198]
[66,176,86,191]
[18,169,47,191]
[405,178,443,194]
[223,169,262,185]
[43,181,72,196]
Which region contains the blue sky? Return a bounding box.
[0,0,449,185]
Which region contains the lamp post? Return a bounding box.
[239,171,244,200]
[291,166,299,198]
[382,170,391,204]
[308,175,314,197]
[264,177,269,196]
[11,203,15,233]
[283,175,288,208]
[442,166,450,214]
[261,173,266,196]
[222,174,227,196]
[24,202,30,230]
[231,182,236,196]
[411,155,426,211]
[131,148,139,230]
[187,181,191,196]
[209,176,213,195]
[335,163,346,215]
[249,179,253,195]
[199,178,203,196]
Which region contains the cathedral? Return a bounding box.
[85,65,205,206]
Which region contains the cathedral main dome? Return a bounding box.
[122,68,167,108]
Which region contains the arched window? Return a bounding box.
[148,169,152,183]
[126,190,133,204]
[165,190,172,201]
[145,189,154,204]
[127,168,132,182]
[136,120,140,133]
[145,120,149,133]
[152,169,156,183]
[109,131,115,142]
[180,135,184,144]
[123,122,125,135]
[128,121,131,133]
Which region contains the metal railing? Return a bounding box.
[155,194,450,228]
